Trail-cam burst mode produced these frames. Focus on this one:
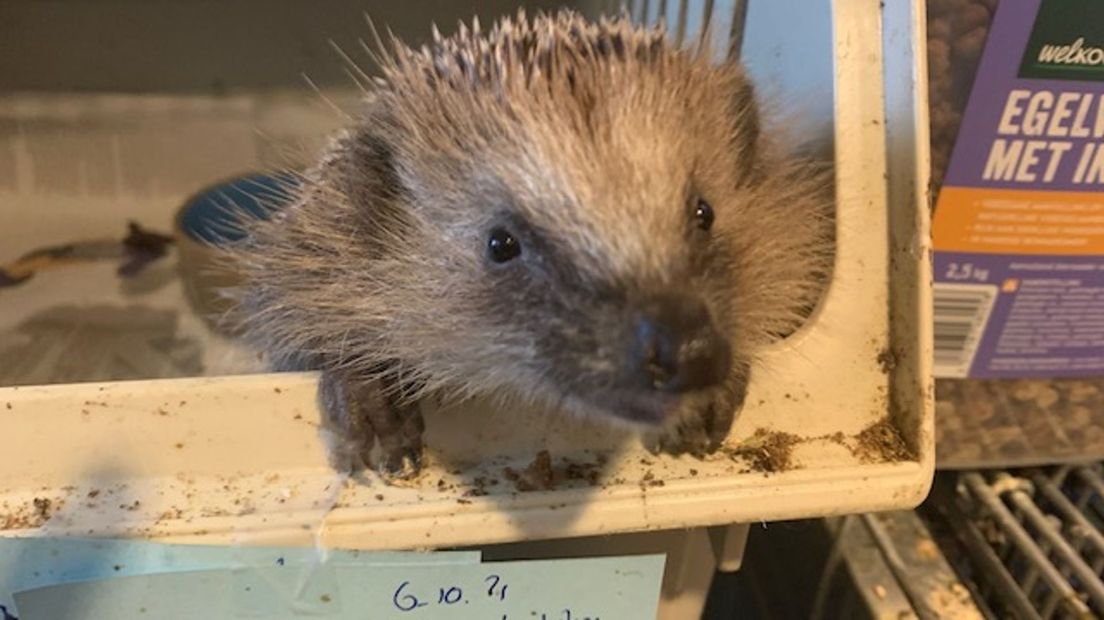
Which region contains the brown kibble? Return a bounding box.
[952,26,989,63]
[957,3,992,31]
[927,19,951,42]
[1034,387,1060,409]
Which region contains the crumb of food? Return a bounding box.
[689,468,699,476]
[375,494,385,501]
[504,450,555,492]
[525,450,554,490]
[853,418,913,463]
[33,498,52,520]
[464,476,491,497]
[320,594,332,603]
[877,348,898,373]
[563,459,601,486]
[456,498,472,505]
[724,428,801,473]
[2,497,62,530]
[87,490,101,498]
[174,442,184,449]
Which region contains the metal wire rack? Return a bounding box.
[602,0,749,60]
[925,466,1104,619]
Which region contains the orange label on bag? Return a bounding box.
[933,186,1104,255]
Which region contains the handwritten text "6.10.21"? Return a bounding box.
[392,574,507,612]
[390,576,600,619]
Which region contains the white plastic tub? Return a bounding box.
[0,0,933,616]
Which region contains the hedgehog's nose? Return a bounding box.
[631,295,731,393]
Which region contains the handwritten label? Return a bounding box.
[0,537,480,616]
[12,555,665,620]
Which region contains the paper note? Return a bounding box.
[0,537,479,617]
[13,555,665,620]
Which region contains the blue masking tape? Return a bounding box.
[0,537,479,617]
[13,555,666,620]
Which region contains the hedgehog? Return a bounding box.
[224,9,835,482]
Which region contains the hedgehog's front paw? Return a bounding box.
[646,399,735,458]
[645,371,748,458]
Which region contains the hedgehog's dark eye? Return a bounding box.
[694,199,715,231]
[487,227,521,263]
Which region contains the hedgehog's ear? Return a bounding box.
[729,74,761,180]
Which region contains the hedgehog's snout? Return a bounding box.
[628,294,731,394]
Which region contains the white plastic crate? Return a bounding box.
[0,1,933,612]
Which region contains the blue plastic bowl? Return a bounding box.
[178,171,300,245]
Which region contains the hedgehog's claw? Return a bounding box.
[375,445,423,482]
[646,412,717,459]
[645,368,749,459]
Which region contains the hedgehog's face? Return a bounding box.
[431,101,756,428]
